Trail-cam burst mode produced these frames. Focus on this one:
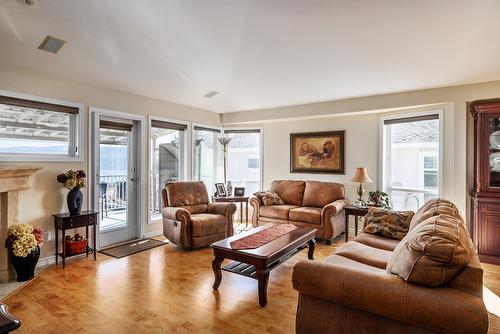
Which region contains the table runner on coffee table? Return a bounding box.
[230,224,297,250]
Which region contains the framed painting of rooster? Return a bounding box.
[290,131,345,174]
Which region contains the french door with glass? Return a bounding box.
[90,110,142,248]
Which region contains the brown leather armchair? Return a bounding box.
[161,181,236,249]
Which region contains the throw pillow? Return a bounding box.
[363,207,414,240]
[386,214,471,287]
[253,190,285,206]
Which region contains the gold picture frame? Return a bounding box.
[290,131,345,174]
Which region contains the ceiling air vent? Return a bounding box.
[38,35,66,54]
[204,91,219,98]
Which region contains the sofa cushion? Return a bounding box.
[180,204,208,214]
[302,181,345,207]
[409,198,462,231]
[323,254,385,273]
[260,204,299,220]
[289,207,322,225]
[363,207,414,240]
[166,181,209,207]
[270,180,305,206]
[387,214,471,287]
[354,232,401,252]
[253,190,285,206]
[334,241,392,269]
[191,213,227,237]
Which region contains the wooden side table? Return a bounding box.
[53,211,98,268]
[344,206,369,242]
[212,196,250,228]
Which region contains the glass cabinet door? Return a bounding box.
[489,116,500,188]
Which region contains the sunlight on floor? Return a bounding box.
[484,286,500,317]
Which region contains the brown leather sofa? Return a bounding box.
[161,181,236,248]
[292,198,489,334]
[250,180,349,243]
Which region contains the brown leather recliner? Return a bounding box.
[292,199,489,334]
[161,181,236,249]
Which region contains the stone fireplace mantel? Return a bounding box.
[0,166,42,282]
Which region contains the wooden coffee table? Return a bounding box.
[211,224,316,307]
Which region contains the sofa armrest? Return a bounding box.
[162,207,191,222]
[208,202,237,236]
[249,196,262,227]
[162,207,192,248]
[321,198,349,219]
[292,260,488,334]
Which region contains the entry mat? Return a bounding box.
[99,238,168,259]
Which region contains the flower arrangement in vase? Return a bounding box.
[57,170,86,215]
[5,224,44,281]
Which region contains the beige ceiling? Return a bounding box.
[1,0,500,113]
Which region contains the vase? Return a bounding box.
[67,188,83,215]
[226,181,233,197]
[9,245,40,282]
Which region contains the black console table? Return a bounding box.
[53,211,98,268]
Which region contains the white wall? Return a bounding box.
[260,114,380,201]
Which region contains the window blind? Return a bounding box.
[0,95,79,114]
[151,120,187,131]
[383,114,439,125]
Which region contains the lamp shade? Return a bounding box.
[350,167,373,183]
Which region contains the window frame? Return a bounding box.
[0,90,83,162]
[222,126,264,194]
[379,109,444,204]
[147,115,190,224]
[191,123,223,195]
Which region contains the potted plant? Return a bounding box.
[367,190,391,209]
[57,170,86,215]
[5,224,44,281]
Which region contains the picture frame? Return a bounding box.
[215,183,227,197]
[290,130,345,174]
[234,187,245,197]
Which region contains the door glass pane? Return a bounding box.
[193,129,220,195]
[227,132,261,195]
[384,117,440,211]
[489,117,500,187]
[99,128,129,231]
[150,127,182,220]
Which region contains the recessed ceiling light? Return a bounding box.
[17,0,37,7]
[204,91,219,98]
[38,35,66,54]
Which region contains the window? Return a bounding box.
[226,129,262,195]
[0,94,81,160]
[193,126,222,195]
[248,158,259,169]
[423,155,438,189]
[150,119,187,221]
[382,113,441,211]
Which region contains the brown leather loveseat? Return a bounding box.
[162,181,236,248]
[250,180,349,243]
[292,198,489,333]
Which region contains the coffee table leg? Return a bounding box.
[307,239,316,260]
[212,255,224,290]
[257,270,269,307]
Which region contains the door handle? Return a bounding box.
[130,177,137,182]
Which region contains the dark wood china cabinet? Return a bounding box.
[471,99,500,264]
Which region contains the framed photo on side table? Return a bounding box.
[234,187,245,197]
[215,183,227,197]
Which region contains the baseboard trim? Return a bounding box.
[36,252,88,269]
[143,230,163,239]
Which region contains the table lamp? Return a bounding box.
[350,167,373,207]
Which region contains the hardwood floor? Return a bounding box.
[2,236,500,334]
